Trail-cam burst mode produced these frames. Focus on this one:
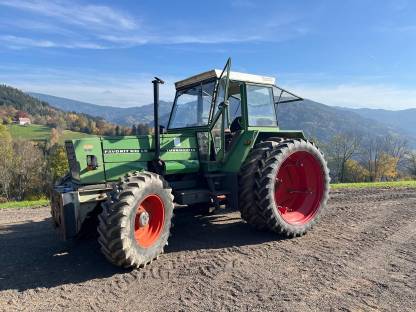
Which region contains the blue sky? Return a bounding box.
[0,0,415,109]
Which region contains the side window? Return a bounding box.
[246,85,277,127]
[227,82,242,126]
[228,95,241,123]
[211,115,223,154]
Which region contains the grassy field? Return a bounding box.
[0,198,49,209]
[331,180,416,189]
[8,124,94,143]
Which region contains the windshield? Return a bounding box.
[168,81,215,129]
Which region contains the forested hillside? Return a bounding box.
[277,100,415,145]
[1,85,147,136]
[0,85,150,202]
[29,92,172,127]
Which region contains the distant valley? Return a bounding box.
[28,92,416,147]
[339,107,416,137]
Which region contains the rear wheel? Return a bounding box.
[97,171,174,268]
[255,139,330,236]
[238,138,283,230]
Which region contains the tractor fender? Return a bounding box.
[255,131,306,144]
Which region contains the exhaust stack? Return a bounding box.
[152,77,164,161]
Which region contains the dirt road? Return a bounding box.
[0,187,415,311]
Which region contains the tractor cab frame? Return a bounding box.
[167,59,303,167]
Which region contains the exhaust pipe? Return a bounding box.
[152,77,164,161]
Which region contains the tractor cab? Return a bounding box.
[167,59,303,163]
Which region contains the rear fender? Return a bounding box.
[221,130,306,173]
[256,130,306,144]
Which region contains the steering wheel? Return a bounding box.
[230,116,243,132]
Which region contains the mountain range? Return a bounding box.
[28,92,172,127]
[28,92,416,147]
[339,107,416,137]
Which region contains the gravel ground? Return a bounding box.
[0,187,415,312]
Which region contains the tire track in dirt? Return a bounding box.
[304,216,416,310]
[95,188,416,311]
[223,191,416,311]
[114,247,245,311]
[274,192,416,311]
[176,250,245,312]
[1,188,416,311]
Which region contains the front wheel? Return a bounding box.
[255,139,330,237]
[97,171,174,268]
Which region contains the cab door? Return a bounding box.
[210,58,231,162]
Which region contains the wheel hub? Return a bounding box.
[274,150,324,225]
[134,194,165,248]
[138,211,150,227]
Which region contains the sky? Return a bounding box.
[0,0,415,110]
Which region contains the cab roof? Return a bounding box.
[175,69,276,90]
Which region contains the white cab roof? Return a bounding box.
[175,69,276,89]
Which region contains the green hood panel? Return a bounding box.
[67,133,200,184]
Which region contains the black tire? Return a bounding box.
[254,139,330,237]
[97,171,174,268]
[238,138,283,230]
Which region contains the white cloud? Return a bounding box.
[289,83,416,110]
[0,35,56,48]
[0,0,140,49]
[0,0,308,49]
[100,34,263,46]
[0,35,107,49]
[0,0,137,30]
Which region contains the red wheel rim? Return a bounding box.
[274,151,324,225]
[134,194,165,248]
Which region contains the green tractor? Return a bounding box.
[51,59,330,268]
